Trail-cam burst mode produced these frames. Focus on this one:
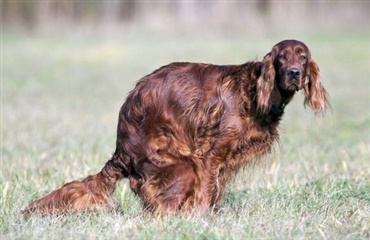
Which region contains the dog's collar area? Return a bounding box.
[271,103,286,115]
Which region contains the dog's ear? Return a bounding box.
[256,48,280,114]
[303,59,330,113]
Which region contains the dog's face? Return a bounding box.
[272,40,310,92]
[257,39,329,114]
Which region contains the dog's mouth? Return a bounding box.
[287,83,299,92]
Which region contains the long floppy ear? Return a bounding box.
[303,60,330,113]
[256,50,280,113]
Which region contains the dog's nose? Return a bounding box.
[288,68,300,78]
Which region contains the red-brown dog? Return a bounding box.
[23,40,329,215]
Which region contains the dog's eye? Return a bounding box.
[278,54,286,60]
[299,55,307,61]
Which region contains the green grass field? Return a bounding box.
[1,29,369,239]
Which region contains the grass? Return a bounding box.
[1,28,369,239]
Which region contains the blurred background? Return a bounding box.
[1,2,370,238]
[2,1,369,33]
[2,0,369,202]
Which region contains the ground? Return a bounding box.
[1,29,369,239]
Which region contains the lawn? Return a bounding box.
[1,28,369,239]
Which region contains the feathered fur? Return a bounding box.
[22,40,329,215]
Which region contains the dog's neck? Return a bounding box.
[270,103,286,116]
[270,88,295,116]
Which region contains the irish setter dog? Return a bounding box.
[22,40,329,215]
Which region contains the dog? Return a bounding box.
[22,39,330,215]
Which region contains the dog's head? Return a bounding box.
[257,40,330,114]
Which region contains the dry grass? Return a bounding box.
[1,28,369,239]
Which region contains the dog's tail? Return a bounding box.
[21,158,125,215]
